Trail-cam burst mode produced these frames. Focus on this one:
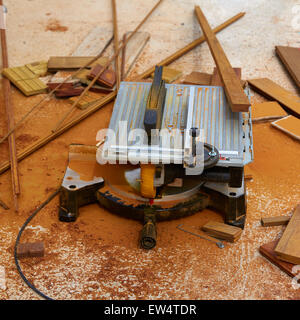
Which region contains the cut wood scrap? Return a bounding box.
[122,31,150,80]
[248,78,300,118]
[194,6,250,112]
[182,71,212,86]
[47,56,108,71]
[211,67,246,88]
[259,240,296,278]
[275,204,300,264]
[2,66,47,96]
[112,0,120,90]
[251,101,287,123]
[121,33,127,81]
[68,91,103,110]
[17,242,44,259]
[261,216,290,227]
[87,64,116,88]
[47,78,80,90]
[271,116,300,142]
[25,61,48,77]
[80,78,114,93]
[54,86,85,98]
[276,46,300,89]
[201,221,242,242]
[151,67,182,83]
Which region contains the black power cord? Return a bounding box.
[14,189,60,300]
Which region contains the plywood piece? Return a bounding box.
[47,56,108,71]
[276,46,300,88]
[275,204,300,264]
[271,116,300,141]
[151,67,182,83]
[259,240,296,278]
[122,31,150,79]
[72,27,113,57]
[68,91,103,110]
[261,216,290,227]
[251,101,287,123]
[194,6,250,112]
[248,78,300,118]
[25,61,48,77]
[201,221,242,242]
[182,72,212,86]
[2,66,47,96]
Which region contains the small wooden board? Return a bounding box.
[194,6,250,112]
[275,204,300,264]
[55,86,84,98]
[182,72,212,86]
[276,46,300,88]
[68,91,103,110]
[261,216,290,227]
[47,56,108,71]
[151,67,182,83]
[25,61,48,77]
[201,221,242,242]
[17,242,45,259]
[259,240,296,278]
[251,101,287,123]
[271,116,300,141]
[87,64,116,88]
[2,66,47,96]
[248,78,300,118]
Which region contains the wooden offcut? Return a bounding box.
[211,67,246,88]
[194,6,250,112]
[251,101,287,123]
[2,66,47,96]
[151,67,182,83]
[276,46,300,88]
[68,91,103,110]
[248,78,300,118]
[25,61,48,77]
[259,240,296,278]
[201,221,242,242]
[47,56,108,71]
[275,205,300,264]
[17,242,45,259]
[261,216,290,227]
[87,64,116,88]
[271,116,300,142]
[182,72,212,86]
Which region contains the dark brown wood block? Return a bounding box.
[17,242,45,259]
[55,86,85,98]
[88,64,116,88]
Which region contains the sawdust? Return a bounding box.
[45,19,68,33]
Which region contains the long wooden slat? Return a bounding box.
[248,78,300,118]
[112,0,120,90]
[0,11,245,176]
[0,0,20,211]
[275,204,300,264]
[194,6,250,112]
[276,46,300,89]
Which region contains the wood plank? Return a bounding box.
[259,240,296,278]
[248,78,300,118]
[271,116,300,141]
[275,204,300,264]
[151,67,182,83]
[68,91,103,110]
[251,101,287,123]
[182,71,212,85]
[194,6,250,112]
[47,56,107,71]
[211,67,246,87]
[201,221,242,242]
[261,216,290,227]
[276,46,300,88]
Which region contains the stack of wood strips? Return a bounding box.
[201,221,242,243]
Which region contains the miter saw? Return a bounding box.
[58,66,253,249]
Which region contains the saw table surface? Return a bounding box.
[0,0,299,300]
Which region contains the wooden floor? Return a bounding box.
[0,0,299,300]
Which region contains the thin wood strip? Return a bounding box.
[136,12,245,80]
[0,0,20,211]
[0,11,245,176]
[112,0,120,90]
[120,33,127,81]
[194,6,249,112]
[52,0,164,132]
